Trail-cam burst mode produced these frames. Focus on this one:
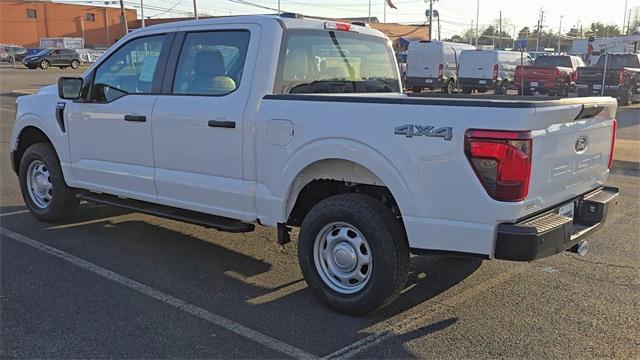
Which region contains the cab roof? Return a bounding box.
[133,15,387,39]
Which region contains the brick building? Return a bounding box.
[0,0,136,48]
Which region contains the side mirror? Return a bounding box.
[58,77,83,100]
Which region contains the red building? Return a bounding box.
[0,0,137,48]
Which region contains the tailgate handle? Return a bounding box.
[575,105,604,120]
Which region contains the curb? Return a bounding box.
[8,89,37,96]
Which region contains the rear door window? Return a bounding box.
[172,30,250,96]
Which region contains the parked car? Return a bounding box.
[11,15,619,314]
[406,41,476,93]
[23,48,81,69]
[0,45,27,63]
[459,49,532,94]
[576,53,640,105]
[514,54,586,96]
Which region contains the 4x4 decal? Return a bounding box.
[394,125,453,140]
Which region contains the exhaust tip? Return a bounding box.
[570,240,590,257]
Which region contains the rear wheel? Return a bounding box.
[70,59,80,69]
[39,59,49,69]
[444,79,455,94]
[297,194,409,314]
[19,143,79,222]
[494,80,508,95]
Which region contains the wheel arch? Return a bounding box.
[280,150,411,228]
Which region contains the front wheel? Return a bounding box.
[297,194,409,314]
[19,143,79,222]
[39,59,49,69]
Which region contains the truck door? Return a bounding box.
[151,25,260,221]
[66,33,173,202]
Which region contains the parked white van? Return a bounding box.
[406,41,476,94]
[458,49,531,94]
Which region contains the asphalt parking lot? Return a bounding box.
[1,66,639,358]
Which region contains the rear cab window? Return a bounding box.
[274,29,400,94]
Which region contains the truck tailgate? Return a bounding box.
[526,101,616,212]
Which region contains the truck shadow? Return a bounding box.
[0,203,480,356]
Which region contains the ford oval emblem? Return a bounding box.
[574,136,588,153]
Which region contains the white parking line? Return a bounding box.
[0,227,318,360]
[0,107,15,112]
[0,210,30,217]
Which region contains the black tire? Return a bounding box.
[19,143,79,222]
[444,79,455,94]
[70,59,80,69]
[494,80,508,95]
[297,193,409,315]
[412,86,422,93]
[39,59,49,69]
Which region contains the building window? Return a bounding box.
[85,13,95,21]
[26,8,37,18]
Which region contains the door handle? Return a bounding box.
[208,120,236,129]
[124,115,146,122]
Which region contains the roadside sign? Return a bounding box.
[517,38,528,51]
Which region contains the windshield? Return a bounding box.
[595,55,640,69]
[274,30,400,94]
[533,56,571,68]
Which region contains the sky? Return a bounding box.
[60,0,639,38]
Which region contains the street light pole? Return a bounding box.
[428,0,433,41]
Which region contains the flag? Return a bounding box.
[386,0,398,9]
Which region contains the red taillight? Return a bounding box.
[608,119,617,169]
[438,63,444,78]
[464,130,533,202]
[493,64,499,80]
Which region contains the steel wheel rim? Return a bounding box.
[313,222,373,294]
[41,60,48,69]
[26,160,53,209]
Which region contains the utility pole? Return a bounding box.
[536,8,544,52]
[193,0,198,19]
[623,0,628,34]
[558,15,563,52]
[428,0,434,41]
[368,0,371,23]
[437,13,441,41]
[140,0,145,27]
[627,9,632,35]
[475,0,479,46]
[470,19,474,44]
[119,0,128,34]
[498,10,502,49]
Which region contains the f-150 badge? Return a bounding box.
[394,125,453,140]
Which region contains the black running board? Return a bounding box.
[77,192,255,233]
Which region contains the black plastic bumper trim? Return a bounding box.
[494,186,619,261]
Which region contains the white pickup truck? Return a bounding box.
[10,15,619,314]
